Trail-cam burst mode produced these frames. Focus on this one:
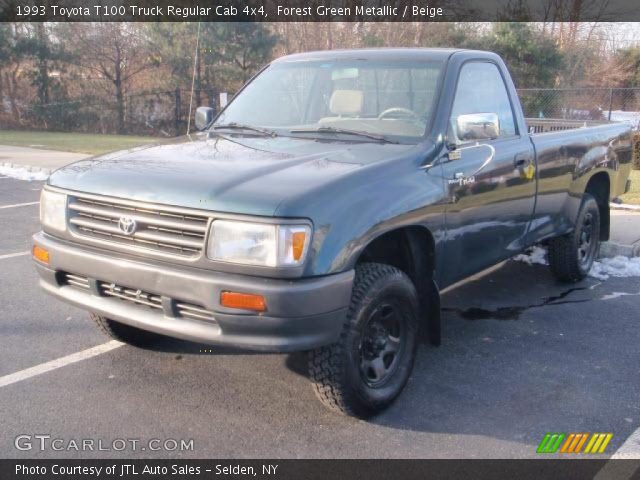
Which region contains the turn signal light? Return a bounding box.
[220,291,266,312]
[32,245,49,264]
[292,231,306,261]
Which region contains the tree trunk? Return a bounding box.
[196,47,202,107]
[114,47,125,134]
[0,70,4,113]
[241,49,250,83]
[8,67,21,122]
[283,23,290,54]
[36,23,49,106]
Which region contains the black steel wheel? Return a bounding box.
[577,211,598,270]
[359,299,407,387]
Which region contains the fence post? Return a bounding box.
[210,88,216,114]
[174,88,181,136]
[608,88,613,121]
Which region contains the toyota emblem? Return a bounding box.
[118,216,137,236]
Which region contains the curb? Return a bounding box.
[599,241,640,259]
[610,202,640,211]
[0,161,53,175]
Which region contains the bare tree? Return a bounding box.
[64,23,159,133]
[0,23,30,124]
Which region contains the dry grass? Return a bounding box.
[619,169,640,205]
[0,130,158,155]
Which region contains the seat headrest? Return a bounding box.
[329,90,363,116]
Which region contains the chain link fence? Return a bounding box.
[518,88,640,130]
[3,87,640,137]
[2,88,221,137]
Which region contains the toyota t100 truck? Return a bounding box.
[33,49,632,417]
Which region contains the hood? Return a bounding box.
[48,134,417,216]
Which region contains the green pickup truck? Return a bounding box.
[34,48,632,417]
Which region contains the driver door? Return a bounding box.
[440,61,536,286]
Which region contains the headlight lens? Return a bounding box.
[40,189,67,232]
[208,220,311,267]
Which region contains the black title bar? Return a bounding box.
[3,459,640,480]
[0,0,638,22]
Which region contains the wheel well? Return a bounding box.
[585,172,610,241]
[356,226,440,345]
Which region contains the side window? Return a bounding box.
[450,62,516,140]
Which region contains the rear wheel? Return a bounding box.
[548,193,601,282]
[308,263,420,418]
[91,314,166,348]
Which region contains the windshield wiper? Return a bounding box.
[211,122,277,137]
[289,126,397,144]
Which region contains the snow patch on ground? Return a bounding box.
[589,256,640,280]
[513,246,548,265]
[514,247,640,280]
[600,291,640,301]
[0,165,49,181]
[611,202,640,211]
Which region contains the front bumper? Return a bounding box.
[33,232,353,352]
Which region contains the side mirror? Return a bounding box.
[456,112,500,141]
[195,106,214,131]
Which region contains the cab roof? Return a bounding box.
[272,48,492,63]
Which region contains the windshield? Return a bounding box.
[214,59,444,143]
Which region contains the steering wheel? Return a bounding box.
[378,107,420,121]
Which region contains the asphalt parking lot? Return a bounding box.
[0,175,639,459]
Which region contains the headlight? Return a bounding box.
[39,189,67,232]
[207,220,311,267]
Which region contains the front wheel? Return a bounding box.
[548,193,601,282]
[308,263,420,418]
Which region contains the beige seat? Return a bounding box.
[319,89,425,136]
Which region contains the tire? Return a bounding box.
[308,263,420,418]
[548,193,601,283]
[91,314,166,348]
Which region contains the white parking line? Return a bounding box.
[0,251,30,260]
[611,427,640,459]
[594,428,640,480]
[0,341,123,388]
[0,201,39,209]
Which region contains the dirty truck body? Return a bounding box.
[33,49,632,416]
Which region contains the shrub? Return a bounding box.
[633,132,640,170]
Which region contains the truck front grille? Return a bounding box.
[62,272,90,290]
[99,282,163,310]
[68,196,209,257]
[175,303,217,321]
[59,272,216,323]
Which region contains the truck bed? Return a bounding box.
[528,119,632,196]
[523,119,632,246]
[526,118,612,134]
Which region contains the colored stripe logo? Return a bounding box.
[537,433,565,453]
[537,433,613,454]
[583,433,614,453]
